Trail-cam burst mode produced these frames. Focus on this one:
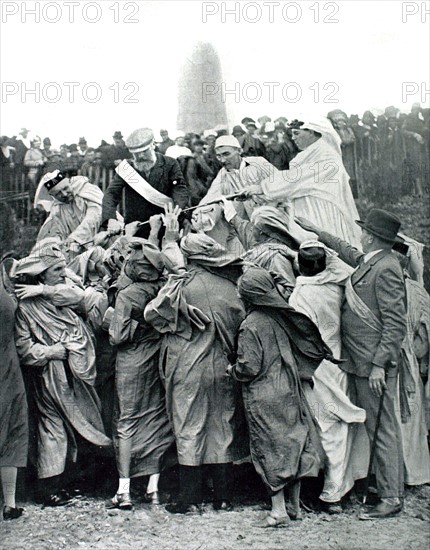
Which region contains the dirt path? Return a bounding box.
[1,486,428,550]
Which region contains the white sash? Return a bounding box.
[345,277,383,333]
[115,160,173,208]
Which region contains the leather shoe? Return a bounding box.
[165,502,201,515]
[3,506,24,520]
[359,501,402,520]
[319,500,343,515]
[42,493,73,508]
[213,500,233,511]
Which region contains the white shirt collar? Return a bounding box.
[362,249,384,263]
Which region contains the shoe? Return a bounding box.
[165,502,201,515]
[319,500,343,515]
[257,513,290,528]
[144,491,160,505]
[105,493,133,510]
[42,493,73,508]
[286,503,302,521]
[213,500,233,511]
[358,501,402,520]
[3,506,24,520]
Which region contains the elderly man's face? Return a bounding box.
[49,179,74,203]
[215,146,242,171]
[40,260,67,286]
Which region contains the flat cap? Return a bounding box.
[126,128,154,153]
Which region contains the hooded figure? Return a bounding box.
[106,238,175,510]
[13,242,110,506]
[232,265,331,527]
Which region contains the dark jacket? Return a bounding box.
[319,231,407,377]
[102,153,189,237]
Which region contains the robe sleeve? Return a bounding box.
[68,201,102,245]
[319,231,363,268]
[15,309,51,366]
[229,216,254,250]
[109,290,139,346]
[43,284,85,307]
[233,322,264,382]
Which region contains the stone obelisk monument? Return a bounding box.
[177,42,228,133]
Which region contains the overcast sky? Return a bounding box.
[1,0,429,146]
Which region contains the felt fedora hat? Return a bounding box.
[356,209,401,243]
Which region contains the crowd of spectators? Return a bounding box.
[1,103,429,207]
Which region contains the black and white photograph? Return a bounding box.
[0,1,429,548]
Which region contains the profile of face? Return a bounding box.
[32,138,41,149]
[360,228,374,253]
[40,260,67,286]
[291,129,320,151]
[215,145,242,171]
[49,179,74,203]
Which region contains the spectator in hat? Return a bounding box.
[238,121,267,158]
[24,136,47,199]
[78,137,88,157]
[295,209,407,520]
[402,103,426,197]
[192,139,215,183]
[264,122,296,170]
[60,144,69,159]
[0,136,15,192]
[232,125,245,139]
[43,137,53,158]
[101,128,189,239]
[157,129,175,155]
[11,128,31,183]
[63,144,84,173]
[104,131,132,170]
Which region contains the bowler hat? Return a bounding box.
[113,131,123,139]
[78,137,87,145]
[126,128,154,153]
[356,209,401,243]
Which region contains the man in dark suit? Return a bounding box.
[296,209,407,519]
[101,128,189,239]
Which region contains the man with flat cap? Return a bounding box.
[101,128,189,239]
[296,209,407,519]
